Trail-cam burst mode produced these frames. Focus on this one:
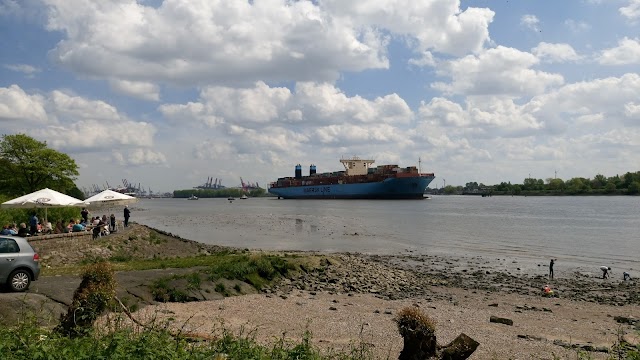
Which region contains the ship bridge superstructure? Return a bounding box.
[340,156,375,176]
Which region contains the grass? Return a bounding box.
[0,312,373,360]
[42,251,312,278]
[146,254,301,302]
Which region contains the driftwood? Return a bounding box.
[438,333,480,360]
[395,306,479,360]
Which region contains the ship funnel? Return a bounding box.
[310,164,316,175]
[295,164,302,179]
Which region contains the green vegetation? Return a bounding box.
[0,133,81,196]
[148,254,298,302]
[439,171,640,196]
[0,133,86,225]
[55,261,116,338]
[0,205,81,229]
[0,318,373,360]
[173,187,267,198]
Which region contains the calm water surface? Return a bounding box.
[130,196,640,275]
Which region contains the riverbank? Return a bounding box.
[5,223,640,359]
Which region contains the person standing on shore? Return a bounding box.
[81,207,89,223]
[600,266,611,279]
[549,259,555,279]
[29,212,38,235]
[124,205,130,227]
[623,272,631,281]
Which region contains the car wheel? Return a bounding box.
[9,269,31,292]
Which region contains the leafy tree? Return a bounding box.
[546,178,565,191]
[591,174,606,189]
[0,134,79,195]
[522,178,540,191]
[628,182,640,195]
[512,185,522,195]
[604,182,617,193]
[443,185,458,195]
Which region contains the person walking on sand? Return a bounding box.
[124,205,131,227]
[549,259,555,279]
[600,266,611,279]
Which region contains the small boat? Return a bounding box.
[240,194,248,199]
[187,195,198,200]
[227,197,236,201]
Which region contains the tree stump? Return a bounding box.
[395,306,479,360]
[438,333,480,360]
[395,306,437,360]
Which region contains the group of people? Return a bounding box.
[549,259,632,281]
[1,213,53,237]
[1,205,132,239]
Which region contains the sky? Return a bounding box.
[1,0,639,193]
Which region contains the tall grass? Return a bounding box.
[0,316,372,360]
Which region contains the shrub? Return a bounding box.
[55,261,116,338]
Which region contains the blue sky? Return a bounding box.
[1,0,639,193]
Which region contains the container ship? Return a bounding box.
[268,157,435,199]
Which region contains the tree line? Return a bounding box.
[437,172,640,195]
[173,187,267,198]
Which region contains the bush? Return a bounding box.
[55,261,116,338]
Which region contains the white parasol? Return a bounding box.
[84,189,138,207]
[1,188,89,223]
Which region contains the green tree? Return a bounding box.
[546,178,565,191]
[443,185,458,195]
[604,182,617,193]
[591,174,606,189]
[0,134,79,195]
[628,181,640,195]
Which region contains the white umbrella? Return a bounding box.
[1,188,89,223]
[84,189,138,207]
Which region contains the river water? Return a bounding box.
[125,195,640,276]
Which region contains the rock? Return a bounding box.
[614,315,637,325]
[489,316,513,326]
[329,306,338,311]
[488,303,498,307]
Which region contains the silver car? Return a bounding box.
[0,236,41,292]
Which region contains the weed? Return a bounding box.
[186,272,201,290]
[109,251,133,262]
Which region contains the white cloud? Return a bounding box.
[322,0,495,56]
[4,63,41,76]
[43,0,390,85]
[418,97,543,138]
[160,82,413,129]
[0,86,160,163]
[625,102,640,117]
[598,37,640,65]
[520,14,540,32]
[41,0,495,87]
[113,148,167,166]
[49,90,122,122]
[620,0,640,22]
[109,80,160,101]
[408,51,436,67]
[0,85,48,123]
[532,42,581,63]
[564,19,590,33]
[432,46,564,97]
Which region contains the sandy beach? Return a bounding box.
[22,222,640,359]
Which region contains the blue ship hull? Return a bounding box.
[268,176,434,199]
